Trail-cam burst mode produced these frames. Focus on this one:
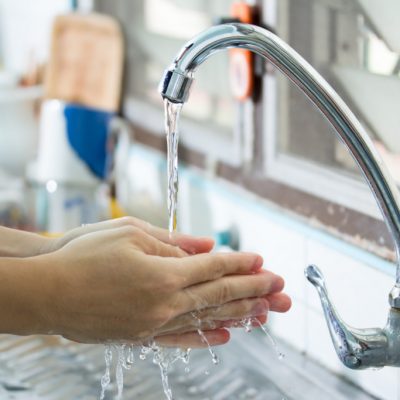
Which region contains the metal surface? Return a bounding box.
[0,333,377,400]
[158,23,400,369]
[305,265,390,369]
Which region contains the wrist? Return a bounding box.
[0,255,55,335]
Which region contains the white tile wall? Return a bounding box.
[269,299,308,353]
[305,240,393,328]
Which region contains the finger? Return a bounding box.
[114,216,215,254]
[171,235,215,255]
[254,314,267,325]
[76,225,188,258]
[194,315,268,330]
[126,227,188,258]
[155,329,230,348]
[265,292,292,313]
[59,217,211,254]
[197,298,269,321]
[180,270,283,312]
[158,298,269,334]
[68,219,123,237]
[166,252,263,288]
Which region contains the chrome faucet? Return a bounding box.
[159,23,400,369]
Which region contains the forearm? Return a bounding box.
[0,256,51,335]
[0,226,53,257]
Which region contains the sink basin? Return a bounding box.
[0,330,377,400]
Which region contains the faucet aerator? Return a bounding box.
[159,69,193,104]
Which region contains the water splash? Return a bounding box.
[100,345,113,399]
[240,317,253,333]
[241,318,285,360]
[181,348,191,365]
[125,344,135,368]
[191,312,219,365]
[151,345,173,400]
[140,345,152,361]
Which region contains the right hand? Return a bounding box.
[36,225,289,345]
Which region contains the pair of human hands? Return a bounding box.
[34,217,290,348]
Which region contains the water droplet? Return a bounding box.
[212,353,220,365]
[240,318,253,333]
[253,318,285,361]
[126,344,135,367]
[181,348,191,365]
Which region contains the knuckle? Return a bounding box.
[121,215,152,233]
[121,224,139,237]
[163,243,180,257]
[121,216,137,226]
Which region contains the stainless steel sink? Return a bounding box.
[0,331,378,400]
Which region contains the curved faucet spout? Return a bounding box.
[159,23,400,278]
[159,23,400,369]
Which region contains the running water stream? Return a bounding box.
[164,99,182,234]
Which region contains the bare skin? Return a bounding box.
[0,217,291,348]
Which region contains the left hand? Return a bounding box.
[45,216,215,255]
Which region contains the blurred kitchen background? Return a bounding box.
[1,0,400,399]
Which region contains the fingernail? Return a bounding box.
[252,255,263,271]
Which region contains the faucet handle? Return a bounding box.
[305,264,327,292]
[305,265,388,369]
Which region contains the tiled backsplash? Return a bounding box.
[127,144,400,400]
